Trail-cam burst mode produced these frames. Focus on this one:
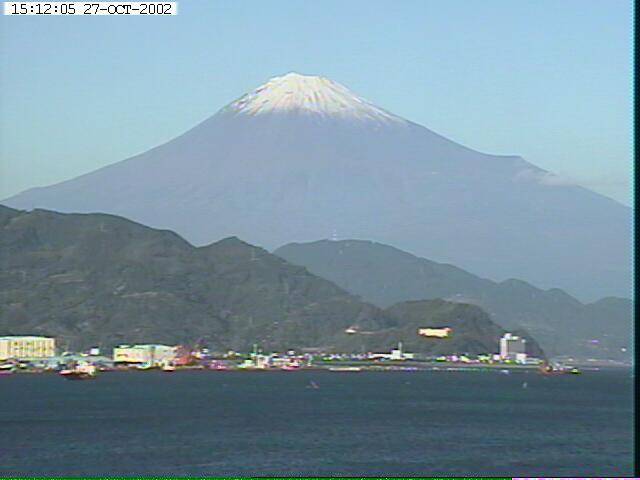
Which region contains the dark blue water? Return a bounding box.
[0,368,633,476]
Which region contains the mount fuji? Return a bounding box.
[3,73,630,301]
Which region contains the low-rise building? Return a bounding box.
[515,352,528,364]
[113,344,176,366]
[36,354,114,370]
[370,342,415,361]
[0,336,56,361]
[523,356,542,365]
[239,354,271,369]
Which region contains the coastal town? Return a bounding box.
[0,331,584,379]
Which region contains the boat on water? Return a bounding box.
[0,363,15,376]
[59,363,97,380]
[162,364,176,372]
[280,365,299,371]
[280,361,302,371]
[539,362,582,375]
[328,366,362,372]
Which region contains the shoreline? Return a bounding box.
[4,361,629,375]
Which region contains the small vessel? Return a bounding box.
[0,363,15,376]
[306,380,320,389]
[59,363,97,380]
[328,366,362,372]
[539,362,563,375]
[162,364,176,372]
[539,362,582,375]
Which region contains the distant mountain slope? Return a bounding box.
[274,239,632,360]
[3,73,630,301]
[0,205,540,356]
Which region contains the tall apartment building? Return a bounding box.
[499,333,527,362]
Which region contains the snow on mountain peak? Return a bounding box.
[222,72,406,124]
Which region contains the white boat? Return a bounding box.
[59,363,97,380]
[0,363,15,376]
[328,366,362,372]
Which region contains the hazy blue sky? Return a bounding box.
[0,0,632,205]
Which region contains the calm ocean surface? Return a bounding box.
[0,368,633,477]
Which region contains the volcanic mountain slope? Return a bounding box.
[3,73,631,301]
[0,205,542,356]
[275,239,632,360]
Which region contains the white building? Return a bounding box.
[371,342,415,361]
[239,354,271,369]
[113,344,176,366]
[500,333,527,362]
[0,336,56,361]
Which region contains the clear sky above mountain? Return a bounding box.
[0,0,631,205]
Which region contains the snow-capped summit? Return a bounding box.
[222,72,405,124]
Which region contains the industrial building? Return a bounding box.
[370,342,415,360]
[0,336,56,361]
[112,344,176,367]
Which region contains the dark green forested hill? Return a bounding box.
[0,205,542,356]
[336,299,544,358]
[0,205,384,351]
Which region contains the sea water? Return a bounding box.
[0,368,633,476]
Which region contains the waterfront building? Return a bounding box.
[523,356,542,365]
[271,356,289,367]
[370,342,415,361]
[515,352,528,364]
[239,354,271,369]
[34,354,114,370]
[0,336,56,361]
[499,333,527,362]
[112,344,176,366]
